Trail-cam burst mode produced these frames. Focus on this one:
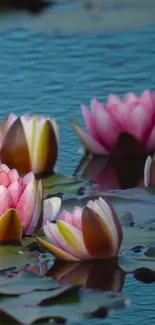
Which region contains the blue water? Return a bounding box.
[0,26,155,323]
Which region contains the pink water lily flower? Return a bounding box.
[37,197,123,261]
[72,90,155,155]
[0,164,61,242]
[0,113,58,175]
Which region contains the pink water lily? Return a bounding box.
[72,90,155,155]
[37,197,123,261]
[0,164,61,242]
[0,113,58,175]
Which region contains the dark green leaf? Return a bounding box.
[0,290,130,324]
[144,246,155,258]
[0,272,60,295]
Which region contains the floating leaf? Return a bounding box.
[43,173,91,198]
[118,255,155,273]
[0,284,80,307]
[0,271,60,295]
[122,227,155,251]
[0,246,37,271]
[0,289,130,324]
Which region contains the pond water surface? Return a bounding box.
[0,26,155,324]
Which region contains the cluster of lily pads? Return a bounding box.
[0,91,155,323]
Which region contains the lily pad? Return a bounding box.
[0,288,130,325]
[0,246,37,272]
[118,255,155,273]
[0,271,60,296]
[122,227,155,251]
[42,173,91,198]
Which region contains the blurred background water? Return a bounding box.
[0,25,155,323]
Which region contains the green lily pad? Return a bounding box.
[0,284,80,307]
[0,288,130,324]
[42,173,91,198]
[118,255,155,273]
[0,246,37,271]
[122,227,155,251]
[0,271,60,295]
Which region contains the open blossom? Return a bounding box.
[0,164,61,242]
[72,90,155,155]
[37,197,123,261]
[0,113,58,175]
[144,155,155,187]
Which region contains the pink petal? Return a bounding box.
[106,96,128,128]
[140,90,155,113]
[8,179,25,207]
[23,172,35,185]
[94,107,120,151]
[45,221,89,259]
[72,207,83,230]
[91,98,104,114]
[8,169,19,183]
[81,105,97,139]
[0,164,10,173]
[71,121,108,155]
[44,222,66,248]
[0,171,11,187]
[124,92,139,106]
[0,186,13,216]
[147,125,155,151]
[107,94,123,107]
[26,181,43,235]
[59,210,73,223]
[16,180,36,232]
[125,105,153,142]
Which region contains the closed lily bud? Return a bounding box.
[144,155,155,187]
[37,197,123,261]
[0,164,61,242]
[0,113,58,175]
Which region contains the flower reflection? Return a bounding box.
[45,259,125,292]
[75,152,146,191]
